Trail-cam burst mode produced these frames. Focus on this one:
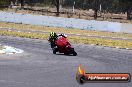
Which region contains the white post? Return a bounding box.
[60,4,62,12]
[100,4,102,12]
[73,1,75,13]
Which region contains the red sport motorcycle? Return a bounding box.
[52,36,77,56]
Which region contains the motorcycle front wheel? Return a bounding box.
[72,51,77,56]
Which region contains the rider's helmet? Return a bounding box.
[50,32,57,38]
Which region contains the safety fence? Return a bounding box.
[0,11,132,33]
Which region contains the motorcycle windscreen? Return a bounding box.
[56,36,69,47]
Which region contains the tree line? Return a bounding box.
[0,0,132,20]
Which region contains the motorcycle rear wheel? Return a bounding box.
[53,48,57,54]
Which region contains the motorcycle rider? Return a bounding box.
[48,32,58,48]
[48,32,68,48]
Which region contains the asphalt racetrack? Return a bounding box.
[0,36,132,87]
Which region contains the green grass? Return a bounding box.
[0,30,49,39]
[0,30,132,49]
[1,22,132,39]
[69,36,132,49]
